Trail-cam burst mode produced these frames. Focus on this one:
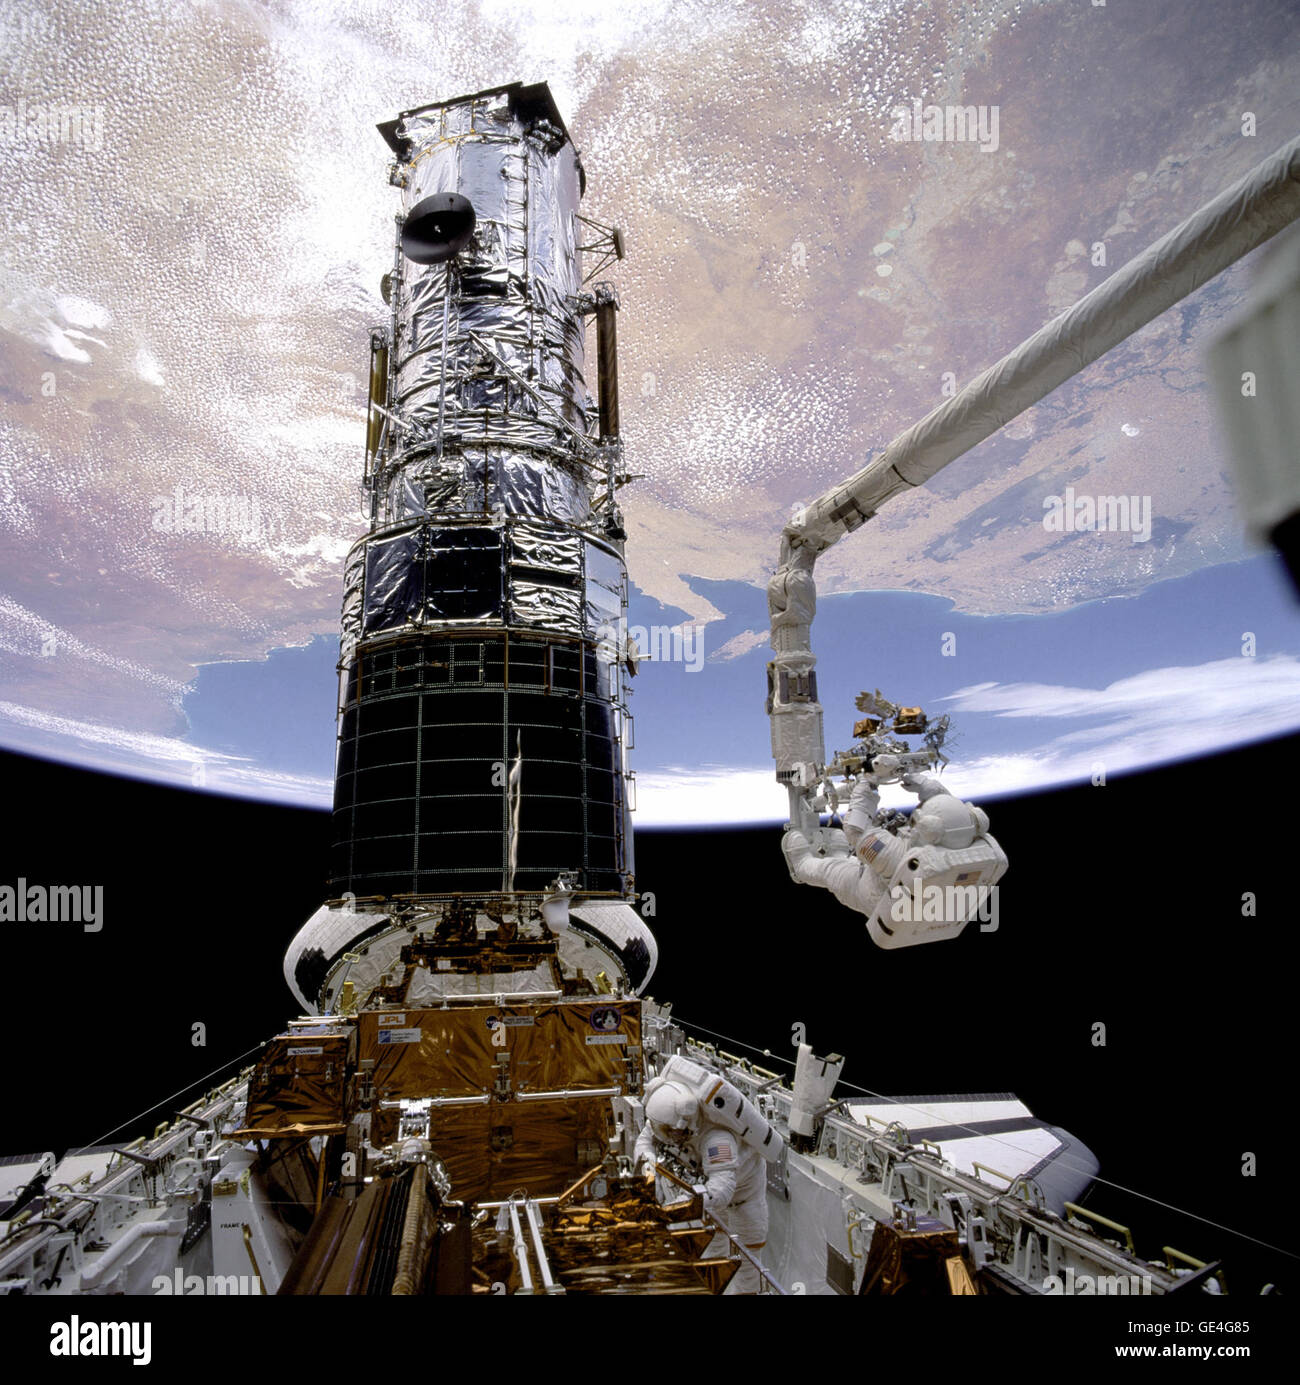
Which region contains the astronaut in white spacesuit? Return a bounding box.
[781,773,1003,939]
[633,1079,769,1293]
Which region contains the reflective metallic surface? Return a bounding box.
[333,83,635,906]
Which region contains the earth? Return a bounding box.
[2,0,1299,823]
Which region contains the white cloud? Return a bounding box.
[942,653,1299,738]
[55,294,111,330]
[3,651,1297,827]
[636,764,929,826]
[135,347,164,386]
[636,765,787,825]
[0,700,331,808]
[0,595,186,697]
[636,655,1300,824]
[922,654,1300,796]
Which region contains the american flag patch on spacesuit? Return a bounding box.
[707,1142,733,1161]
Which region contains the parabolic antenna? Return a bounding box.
[401,192,476,264]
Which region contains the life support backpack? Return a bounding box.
[645,1055,784,1163]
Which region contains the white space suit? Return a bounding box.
[633,1089,769,1293]
[782,774,1005,946]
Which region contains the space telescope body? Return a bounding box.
[285,83,655,1018]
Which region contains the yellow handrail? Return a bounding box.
[1065,1201,1135,1254]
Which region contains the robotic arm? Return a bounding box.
[766,135,1300,948]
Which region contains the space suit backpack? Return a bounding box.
[644,1055,784,1163]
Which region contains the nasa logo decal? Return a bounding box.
[590,1006,622,1032]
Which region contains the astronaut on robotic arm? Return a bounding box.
[781,768,1007,947]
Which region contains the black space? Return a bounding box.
[3,732,1297,1294]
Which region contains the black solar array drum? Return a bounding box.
[329,520,632,897]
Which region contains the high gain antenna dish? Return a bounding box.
[401,192,477,264]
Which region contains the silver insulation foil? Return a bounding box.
[343,87,629,646]
[351,518,626,641]
[380,450,590,526]
[379,88,592,529]
[512,524,582,572]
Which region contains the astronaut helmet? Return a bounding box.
[645,1082,698,1143]
[910,794,979,850]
